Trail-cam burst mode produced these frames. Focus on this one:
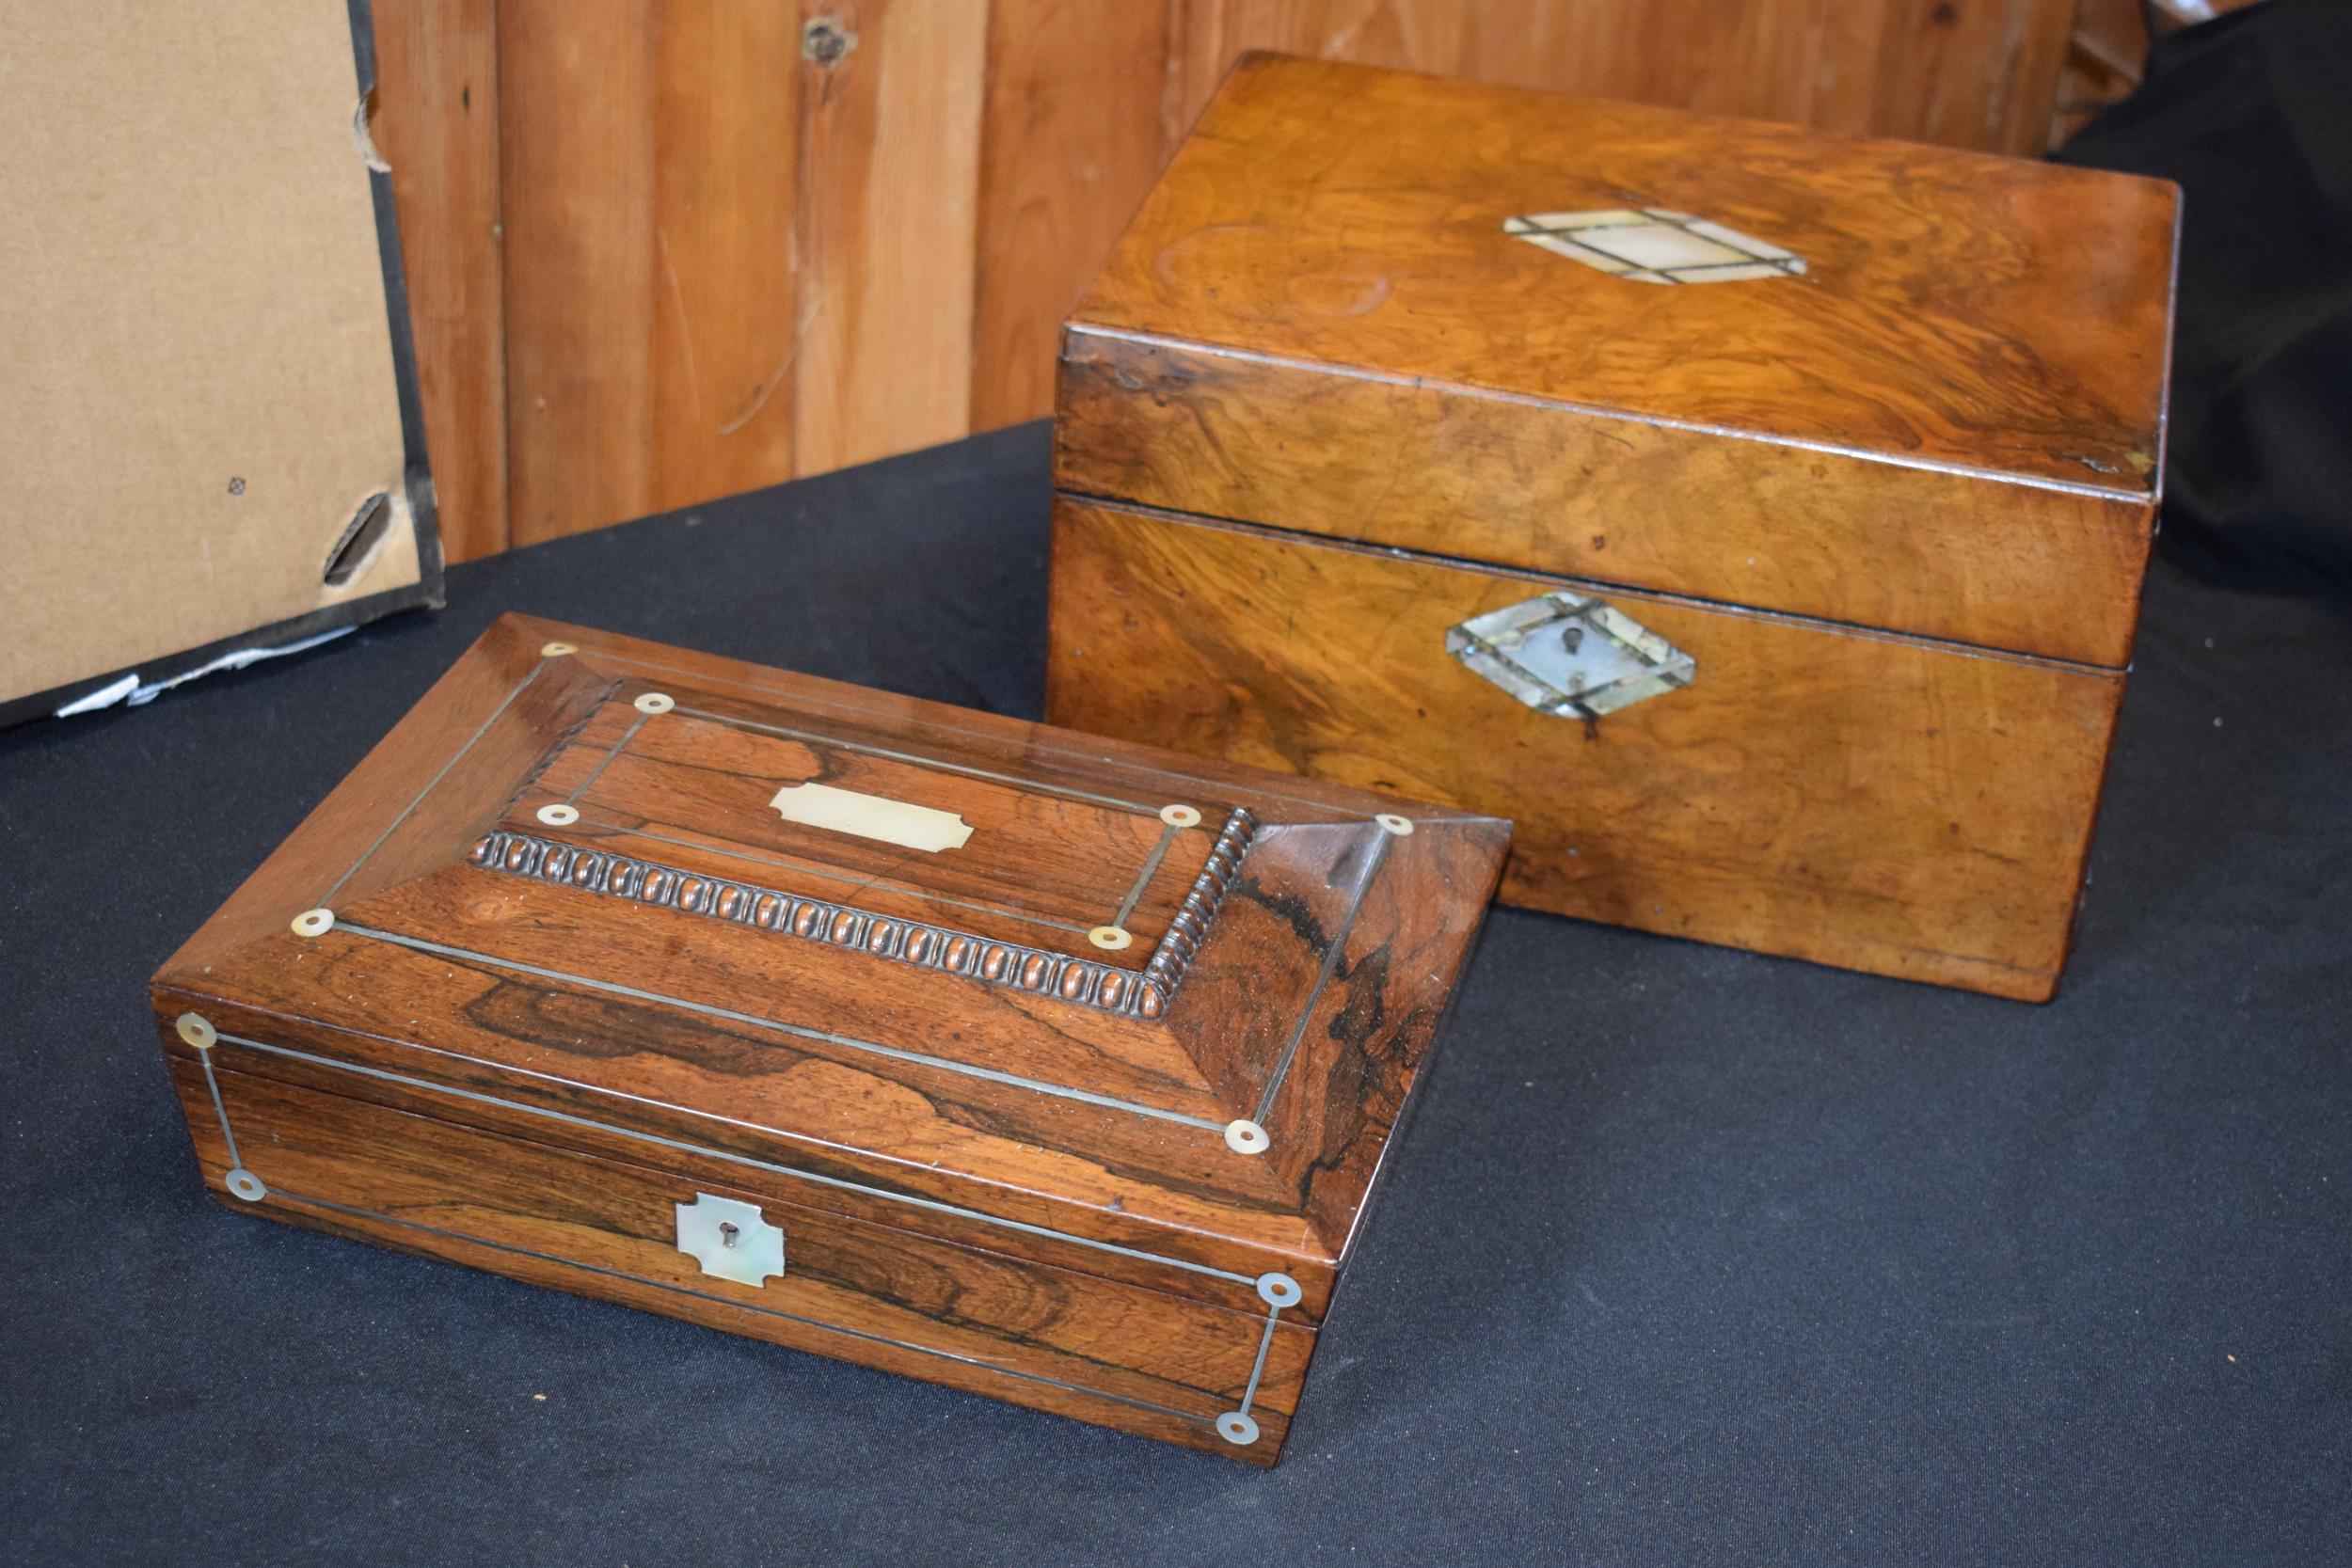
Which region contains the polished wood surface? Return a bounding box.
[1057,330,2155,669]
[521,699,1243,966]
[171,1060,1309,1463]
[1061,57,2176,666]
[369,2,2087,562]
[998,0,2077,441]
[151,614,1506,1460]
[1048,498,2125,1001]
[1045,57,2172,996]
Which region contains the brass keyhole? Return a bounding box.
[718,1221,740,1248]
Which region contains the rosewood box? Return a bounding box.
[1048,55,2180,1001]
[151,616,1506,1464]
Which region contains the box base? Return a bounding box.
[1047,496,2128,1002]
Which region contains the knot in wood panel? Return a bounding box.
[801,16,854,66]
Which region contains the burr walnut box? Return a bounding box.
[150,615,1507,1464]
[1049,55,2181,1002]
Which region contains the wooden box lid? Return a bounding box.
[151,616,1508,1318]
[1056,55,2181,669]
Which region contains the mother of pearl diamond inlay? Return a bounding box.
[1503,208,1806,285]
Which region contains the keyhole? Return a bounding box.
[718,1221,740,1248]
[1560,625,1585,655]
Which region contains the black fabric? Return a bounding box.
[2057,0,2352,590]
[3,423,2347,1565]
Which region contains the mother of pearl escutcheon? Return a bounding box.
[1447,593,1695,720]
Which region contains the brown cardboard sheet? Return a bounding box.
[0,0,437,719]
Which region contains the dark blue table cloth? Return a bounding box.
[4,424,2345,1566]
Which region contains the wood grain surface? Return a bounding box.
[560,699,1191,894]
[1057,329,2155,669]
[497,0,803,545]
[970,0,1178,433]
[1045,55,2172,997]
[1068,55,2177,511]
[370,0,509,562]
[1168,0,2076,157]
[367,4,2090,562]
[791,0,988,474]
[522,696,1235,963]
[151,614,1506,1461]
[172,1058,1309,1463]
[979,0,2084,439]
[1047,497,2127,1001]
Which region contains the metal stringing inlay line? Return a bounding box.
[471,831,1158,1018]
[198,1031,1279,1436]
[1237,1302,1281,1419]
[673,705,1159,815]
[1137,807,1257,1002]
[321,662,548,905]
[206,1032,1285,1440]
[337,922,1231,1132]
[586,646,1425,822]
[262,1185,1218,1429]
[564,709,647,804]
[1251,831,1393,1124]
[473,805,1255,1015]
[198,1050,245,1169]
[212,1032,1258,1286]
[1112,822,1183,931]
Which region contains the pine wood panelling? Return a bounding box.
[2053,0,2146,144]
[1862,0,2076,153]
[1169,0,2074,159]
[369,0,510,562]
[498,0,801,546]
[792,0,989,473]
[969,0,1176,433]
[374,0,2083,560]
[647,1,803,509]
[498,0,661,545]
